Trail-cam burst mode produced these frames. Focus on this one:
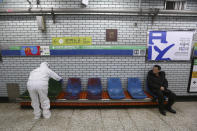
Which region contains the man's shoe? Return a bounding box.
[159,110,166,116]
[166,108,176,114]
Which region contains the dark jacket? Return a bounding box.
[147,70,168,92]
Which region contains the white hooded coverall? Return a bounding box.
[27,62,62,119]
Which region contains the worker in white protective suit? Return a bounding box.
[27,62,62,119]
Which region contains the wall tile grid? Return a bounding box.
[0,0,197,96]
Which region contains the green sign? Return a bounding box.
[50,45,146,50]
[9,46,21,50]
[194,59,197,65]
[194,43,197,50]
[52,37,92,46]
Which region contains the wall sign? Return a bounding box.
[188,59,197,92]
[52,37,92,46]
[49,45,145,56]
[148,31,194,61]
[40,46,50,56]
[193,43,197,57]
[1,46,146,56]
[106,29,117,41]
[50,45,146,50]
[21,46,40,56]
[9,46,21,50]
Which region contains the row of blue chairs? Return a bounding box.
[64,77,148,100]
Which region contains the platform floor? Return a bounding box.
[0,102,197,131]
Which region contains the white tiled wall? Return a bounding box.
[0,0,197,96]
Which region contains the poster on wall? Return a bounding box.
[52,37,92,46]
[188,59,197,92]
[106,29,117,41]
[40,46,50,56]
[21,46,40,56]
[147,31,194,61]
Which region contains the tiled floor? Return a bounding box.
[0,102,197,131]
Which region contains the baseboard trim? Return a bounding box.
[1,96,197,103]
[0,97,9,103]
[176,96,197,102]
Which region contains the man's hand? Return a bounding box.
[160,86,165,91]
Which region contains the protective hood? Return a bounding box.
[40,62,49,69]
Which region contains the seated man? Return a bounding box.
[147,65,176,116]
